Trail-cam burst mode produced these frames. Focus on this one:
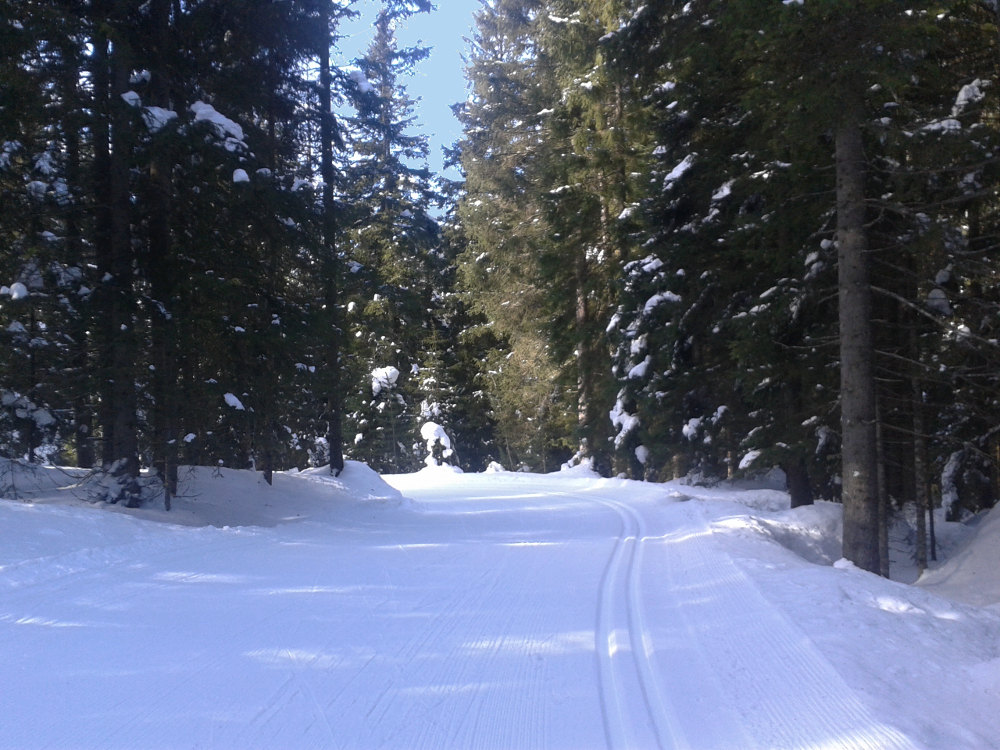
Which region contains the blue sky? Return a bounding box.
[337,1,481,180]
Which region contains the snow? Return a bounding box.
[0,140,20,170]
[190,100,244,142]
[142,106,177,132]
[371,365,400,396]
[941,450,963,514]
[643,290,681,314]
[682,416,702,440]
[952,79,987,116]
[921,118,962,134]
[120,90,141,107]
[419,421,454,467]
[223,393,245,410]
[347,68,375,93]
[232,168,250,183]
[641,256,663,273]
[610,398,640,448]
[1,461,998,749]
[627,356,651,379]
[711,180,734,201]
[662,154,695,189]
[926,287,952,315]
[8,281,29,300]
[918,505,1000,606]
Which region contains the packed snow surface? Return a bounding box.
[1,461,998,749]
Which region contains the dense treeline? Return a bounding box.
[4,0,1000,575]
[453,0,1000,572]
[0,0,497,504]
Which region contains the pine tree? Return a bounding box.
[0,0,363,501]
[455,0,584,471]
[340,0,440,473]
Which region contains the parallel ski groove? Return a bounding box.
[615,499,690,750]
[589,493,688,750]
[593,499,634,750]
[666,501,919,750]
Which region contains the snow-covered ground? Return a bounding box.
[1,460,998,749]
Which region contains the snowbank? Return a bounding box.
[711,501,844,566]
[917,504,1000,607]
[0,459,411,529]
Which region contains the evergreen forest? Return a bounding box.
[3,0,1000,574]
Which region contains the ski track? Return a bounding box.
[0,477,929,749]
[632,495,920,750]
[564,486,922,750]
[588,494,687,750]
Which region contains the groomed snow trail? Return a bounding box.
[0,471,924,749]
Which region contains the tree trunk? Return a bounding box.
[783,458,813,508]
[318,12,345,476]
[912,376,928,575]
[575,252,591,432]
[673,453,687,481]
[91,18,115,467]
[836,120,880,573]
[929,491,937,562]
[110,13,139,504]
[93,0,140,504]
[27,306,37,463]
[262,440,273,486]
[875,401,890,578]
[149,0,177,510]
[60,41,95,469]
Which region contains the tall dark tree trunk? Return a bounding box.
[148,0,178,509]
[875,401,890,578]
[912,375,929,575]
[783,457,813,508]
[91,18,115,467]
[929,488,937,562]
[27,306,38,463]
[318,11,345,476]
[93,1,139,503]
[110,12,139,503]
[262,431,274,486]
[836,120,880,573]
[59,38,95,469]
[575,253,591,431]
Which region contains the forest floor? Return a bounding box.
[1,460,999,749]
